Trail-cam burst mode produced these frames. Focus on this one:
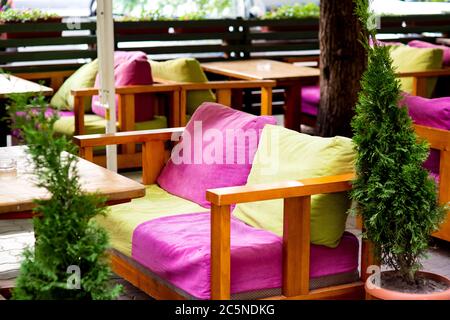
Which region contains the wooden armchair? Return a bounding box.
[415,125,450,242]
[154,78,276,126]
[73,128,372,300]
[71,83,181,168]
[396,68,450,97]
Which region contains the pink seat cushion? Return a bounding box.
[408,40,450,67]
[402,94,450,176]
[131,212,359,300]
[301,85,320,116]
[157,102,277,208]
[91,51,154,122]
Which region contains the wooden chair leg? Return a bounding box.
[210,204,231,300]
[118,94,136,155]
[216,89,232,107]
[283,196,311,297]
[261,86,273,115]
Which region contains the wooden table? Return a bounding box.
[0,146,145,218]
[0,74,53,147]
[201,59,320,131]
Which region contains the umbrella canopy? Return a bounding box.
[96,0,117,171]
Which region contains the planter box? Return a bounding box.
[0,17,62,39]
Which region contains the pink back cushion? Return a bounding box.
[157,102,277,208]
[402,94,450,176]
[91,51,154,122]
[408,40,450,67]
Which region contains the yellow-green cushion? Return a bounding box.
[50,60,99,112]
[390,46,443,98]
[96,184,207,256]
[149,58,216,115]
[54,115,167,137]
[233,125,355,248]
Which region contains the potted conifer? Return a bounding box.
[351,0,450,300]
[7,93,121,300]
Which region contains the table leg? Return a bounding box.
[284,83,302,132]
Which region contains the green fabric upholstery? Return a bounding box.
[390,45,443,98]
[54,115,168,137]
[149,58,216,115]
[233,125,355,248]
[50,60,99,112]
[95,184,207,256]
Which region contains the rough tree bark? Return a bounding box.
[317,0,367,137]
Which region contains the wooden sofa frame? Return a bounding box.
[69,80,275,169]
[73,127,376,300]
[73,123,449,299]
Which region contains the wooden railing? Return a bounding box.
[1,14,450,75]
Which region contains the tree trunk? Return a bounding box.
[317,0,367,137]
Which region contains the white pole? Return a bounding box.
[97,0,117,172]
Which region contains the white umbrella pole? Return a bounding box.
[97,0,117,172]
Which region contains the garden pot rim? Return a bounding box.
[365,270,450,300]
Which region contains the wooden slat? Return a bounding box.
[118,94,136,154]
[414,125,450,151]
[180,89,188,126]
[210,204,231,300]
[206,173,354,206]
[283,196,310,297]
[216,88,232,106]
[73,127,185,147]
[142,140,166,185]
[177,80,276,90]
[261,86,273,115]
[0,50,97,63]
[262,282,365,300]
[73,95,85,135]
[110,251,186,300]
[434,150,450,242]
[72,84,181,97]
[396,68,450,78]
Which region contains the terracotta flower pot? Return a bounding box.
[365,271,450,300]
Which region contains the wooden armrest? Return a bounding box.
[414,124,450,151]
[206,173,354,206]
[73,127,184,148]
[71,84,181,97]
[396,68,450,78]
[178,80,276,90]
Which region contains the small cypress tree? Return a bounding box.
[7,93,121,299]
[351,0,446,284]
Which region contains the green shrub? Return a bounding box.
[7,93,121,300]
[262,3,320,20]
[351,0,447,284]
[0,9,59,23]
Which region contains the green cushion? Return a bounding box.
[96,184,206,256]
[233,125,355,248]
[390,46,443,98]
[149,58,216,115]
[50,60,99,112]
[54,115,168,137]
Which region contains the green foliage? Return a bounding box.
[7,93,121,300]
[351,0,447,284]
[0,9,59,23]
[262,3,320,20]
[115,0,232,21]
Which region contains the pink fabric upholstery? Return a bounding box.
[131,212,359,300]
[408,40,450,67]
[91,51,154,122]
[402,94,450,176]
[301,85,320,116]
[157,102,277,208]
